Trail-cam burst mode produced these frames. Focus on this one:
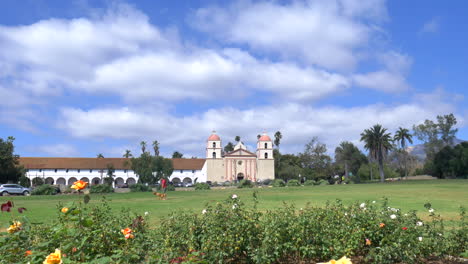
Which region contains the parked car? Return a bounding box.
[0,184,31,196]
[183,182,193,187]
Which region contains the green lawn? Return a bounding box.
[1,180,467,228]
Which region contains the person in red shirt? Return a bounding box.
[161,178,167,194]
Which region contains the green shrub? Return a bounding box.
[272,179,285,187]
[31,184,57,195]
[286,179,300,187]
[304,180,315,186]
[90,184,114,193]
[31,177,44,186]
[237,179,254,188]
[194,183,211,190]
[317,179,330,185]
[19,176,31,188]
[262,179,273,185]
[129,183,152,192]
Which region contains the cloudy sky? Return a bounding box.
[0,0,467,158]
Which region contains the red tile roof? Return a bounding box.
[19,157,206,170]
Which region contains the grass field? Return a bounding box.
[1,179,467,228]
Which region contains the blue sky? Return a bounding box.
[0,0,466,158]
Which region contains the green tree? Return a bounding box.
[172,151,183,158]
[360,124,393,182]
[413,113,458,160]
[257,134,261,140]
[393,127,413,178]
[299,137,332,180]
[334,141,368,182]
[235,136,241,143]
[152,140,160,157]
[224,142,234,153]
[274,131,282,150]
[97,153,104,158]
[433,142,468,178]
[140,141,147,154]
[123,150,133,158]
[0,136,23,183]
[131,152,173,184]
[104,164,115,185]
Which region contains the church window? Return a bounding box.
[192,170,195,173]
[180,170,183,173]
[78,169,80,173]
[212,152,216,158]
[213,142,216,148]
[39,169,42,172]
[90,169,93,173]
[124,170,127,173]
[264,143,268,149]
[264,153,268,159]
[54,169,57,173]
[66,169,69,173]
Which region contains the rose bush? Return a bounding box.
[0,195,466,263]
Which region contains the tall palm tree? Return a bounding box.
[335,141,353,179]
[97,153,104,158]
[152,140,160,156]
[274,131,282,150]
[140,141,147,154]
[123,150,133,158]
[394,127,413,178]
[360,124,393,182]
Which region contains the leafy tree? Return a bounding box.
[0,136,23,183]
[276,152,303,181]
[299,137,332,180]
[224,142,234,153]
[235,136,241,143]
[432,142,468,178]
[123,150,133,158]
[131,152,173,184]
[257,134,261,140]
[334,141,368,182]
[140,141,147,154]
[104,164,115,185]
[172,151,183,158]
[394,127,413,178]
[274,131,282,150]
[97,153,104,158]
[413,113,458,159]
[360,124,393,182]
[152,140,160,157]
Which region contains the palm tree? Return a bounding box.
[152,140,160,156]
[97,153,104,158]
[274,131,282,150]
[140,141,147,154]
[123,150,133,158]
[335,141,353,180]
[360,124,393,182]
[394,127,413,178]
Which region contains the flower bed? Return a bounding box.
[1,192,467,263]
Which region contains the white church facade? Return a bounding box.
[19,132,275,186]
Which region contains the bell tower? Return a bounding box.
[206,131,222,159]
[256,132,275,181]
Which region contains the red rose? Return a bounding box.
[402,227,408,230]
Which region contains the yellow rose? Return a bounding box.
[43,249,62,264]
[318,256,352,264]
[61,207,69,213]
[7,221,22,234]
[121,228,134,239]
[70,180,88,190]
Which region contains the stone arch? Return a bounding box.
[237,173,244,181]
[126,178,136,185]
[56,178,66,185]
[183,177,192,184]
[172,177,181,184]
[91,177,101,185]
[115,177,125,187]
[68,177,78,185]
[80,177,90,183]
[45,177,54,185]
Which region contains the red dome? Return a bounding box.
[258,134,271,141]
[208,133,220,141]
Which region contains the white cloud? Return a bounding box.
[0,4,350,103]
[35,144,79,157]
[192,0,388,71]
[420,17,440,34]
[58,89,457,156]
[353,51,412,92]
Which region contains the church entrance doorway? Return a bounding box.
[237,173,244,181]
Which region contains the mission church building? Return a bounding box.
[19,132,275,186]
